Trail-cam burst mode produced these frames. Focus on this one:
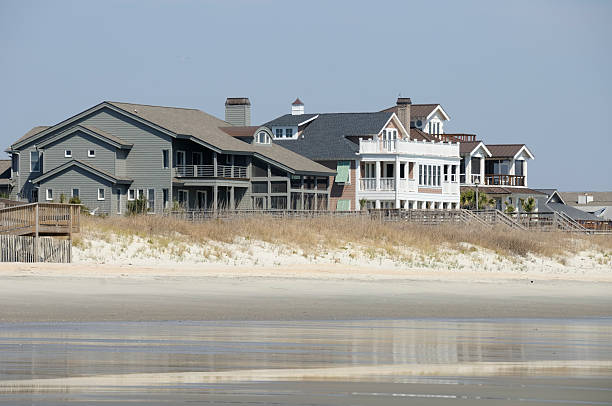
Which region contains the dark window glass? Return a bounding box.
[286,128,293,137]
[304,176,315,190]
[270,166,286,177]
[162,150,169,168]
[275,129,283,138]
[515,160,523,176]
[252,181,268,193]
[317,177,328,190]
[270,196,287,209]
[252,159,268,177]
[271,181,287,193]
[290,175,302,189]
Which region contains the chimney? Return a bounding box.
[225,97,251,126]
[396,97,411,136]
[291,97,304,115]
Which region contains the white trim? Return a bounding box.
[64,150,72,158]
[513,145,535,160]
[465,142,492,157]
[426,105,451,121]
[88,149,95,157]
[162,149,170,169]
[381,113,409,139]
[297,114,319,126]
[46,188,53,201]
[128,189,135,201]
[98,188,105,200]
[71,188,79,198]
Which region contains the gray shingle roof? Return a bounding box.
[13,126,50,145]
[0,160,10,177]
[546,202,603,221]
[559,192,612,206]
[267,112,393,160]
[264,114,319,127]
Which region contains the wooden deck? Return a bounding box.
[0,203,80,237]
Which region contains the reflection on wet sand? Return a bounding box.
[1,319,611,404]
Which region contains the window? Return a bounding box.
[419,165,423,185]
[163,188,169,210]
[192,151,202,165]
[147,189,155,212]
[88,149,95,157]
[65,150,72,158]
[270,196,287,209]
[162,150,169,169]
[138,189,144,199]
[256,131,270,144]
[336,199,351,211]
[275,128,283,138]
[30,151,40,172]
[128,189,135,201]
[176,150,186,166]
[335,161,351,183]
[177,190,188,206]
[285,128,293,138]
[46,188,53,201]
[252,181,268,193]
[271,181,287,193]
[515,160,524,176]
[416,120,422,128]
[11,154,19,174]
[98,188,105,200]
[116,189,121,214]
[72,188,79,198]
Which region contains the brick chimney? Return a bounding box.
[225,97,251,126]
[291,97,304,115]
[396,97,411,134]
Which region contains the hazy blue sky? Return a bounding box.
[1,0,610,190]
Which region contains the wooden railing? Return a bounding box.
[439,134,476,142]
[484,174,525,186]
[0,203,80,236]
[175,164,248,178]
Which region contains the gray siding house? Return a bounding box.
[6,100,333,215]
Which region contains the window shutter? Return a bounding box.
[336,199,350,211]
[335,161,350,183]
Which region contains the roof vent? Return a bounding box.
[291,98,304,115]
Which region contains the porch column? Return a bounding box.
[213,185,218,212]
[229,186,235,210]
[466,156,472,184]
[524,161,528,187]
[300,176,304,210]
[480,161,485,185]
[213,152,218,177]
[375,161,381,191]
[403,200,409,210]
[394,156,400,208]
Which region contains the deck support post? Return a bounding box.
[213,185,218,214]
[33,204,39,262]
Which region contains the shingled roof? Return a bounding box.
[382,104,443,119]
[267,112,394,161]
[13,125,51,145]
[264,113,319,127]
[486,144,529,158]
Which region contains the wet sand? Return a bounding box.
[0,263,611,322]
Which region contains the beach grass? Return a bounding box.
[79,214,611,259]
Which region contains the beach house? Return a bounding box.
[265,98,461,211]
[5,99,333,215]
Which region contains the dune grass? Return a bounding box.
[79,214,611,259]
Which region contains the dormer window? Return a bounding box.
[286,128,293,138]
[256,131,270,144]
[416,120,423,128]
[275,129,283,138]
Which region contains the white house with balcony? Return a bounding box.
[266,97,461,211]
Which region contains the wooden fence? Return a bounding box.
[0,235,71,263]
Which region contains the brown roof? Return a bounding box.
[486,144,526,158]
[219,126,260,138]
[292,98,304,106]
[382,104,440,119]
[13,125,50,145]
[459,140,484,155]
[109,102,332,175]
[0,160,11,176]
[409,128,438,142]
[461,186,547,195]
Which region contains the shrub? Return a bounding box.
[127,195,147,215]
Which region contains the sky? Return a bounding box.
[1,0,610,191]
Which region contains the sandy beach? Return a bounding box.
[1,262,611,322]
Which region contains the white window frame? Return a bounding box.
[128,189,135,201]
[30,151,40,172]
[162,149,170,169]
[46,188,53,201]
[64,150,72,158]
[285,128,293,138]
[88,149,95,158]
[176,150,186,166]
[147,188,155,213]
[256,131,270,144]
[116,189,121,214]
[98,188,105,200]
[72,188,79,198]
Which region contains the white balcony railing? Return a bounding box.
[379,178,395,191]
[359,178,419,192]
[360,178,377,191]
[175,164,248,178]
[359,139,459,157]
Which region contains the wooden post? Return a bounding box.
[68,205,73,263]
[33,204,39,262]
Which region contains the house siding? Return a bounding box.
[319,160,356,211]
[38,166,113,213]
[42,131,116,174]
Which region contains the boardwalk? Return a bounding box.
[0,203,80,237]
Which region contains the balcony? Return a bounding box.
[439,134,476,142]
[359,139,459,157]
[175,164,248,178]
[359,178,418,192]
[484,174,525,186]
